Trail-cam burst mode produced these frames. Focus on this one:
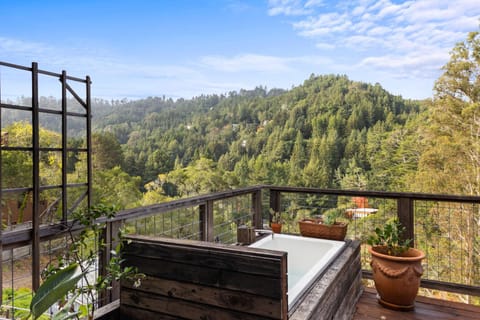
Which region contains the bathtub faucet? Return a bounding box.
[255,229,274,239]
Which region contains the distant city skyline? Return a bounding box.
[1,0,479,101]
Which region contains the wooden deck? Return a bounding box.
[353,288,480,319]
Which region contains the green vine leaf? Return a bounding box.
[30,264,85,319]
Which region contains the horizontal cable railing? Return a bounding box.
[268,186,480,302]
[1,185,479,317]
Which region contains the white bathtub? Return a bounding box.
[250,233,345,308]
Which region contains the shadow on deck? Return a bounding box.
[353,288,480,320]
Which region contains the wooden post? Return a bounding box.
[269,190,281,221]
[252,189,263,229]
[0,68,3,304]
[99,219,123,305]
[86,76,92,211]
[31,62,40,291]
[206,200,214,241]
[199,204,206,241]
[61,71,68,223]
[397,197,415,247]
[0,240,2,304]
[200,201,214,242]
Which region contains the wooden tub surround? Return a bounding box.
[120,235,288,319]
[118,235,362,320]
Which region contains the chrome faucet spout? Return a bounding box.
[255,229,274,239]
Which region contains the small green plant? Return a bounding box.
[322,208,345,225]
[27,203,144,320]
[2,288,49,320]
[269,208,292,224]
[367,219,412,256]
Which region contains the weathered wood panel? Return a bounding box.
[121,288,275,320]
[120,306,183,320]
[123,237,284,277]
[122,277,282,318]
[122,255,282,298]
[120,235,288,320]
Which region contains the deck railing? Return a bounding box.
[1,185,479,317]
[266,186,480,303]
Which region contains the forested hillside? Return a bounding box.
[94,74,422,195]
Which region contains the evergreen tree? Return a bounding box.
[288,132,307,186]
[414,28,480,297]
[92,132,124,170]
[417,29,480,194]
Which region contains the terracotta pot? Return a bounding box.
[369,246,425,311]
[270,222,282,233]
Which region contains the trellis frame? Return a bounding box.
[0,61,92,295]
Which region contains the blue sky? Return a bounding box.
[1,0,479,100]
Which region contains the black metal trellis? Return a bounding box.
[0,61,92,295]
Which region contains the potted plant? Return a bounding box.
[367,219,425,311]
[269,209,284,233]
[298,208,348,240]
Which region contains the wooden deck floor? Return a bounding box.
[353,288,480,320]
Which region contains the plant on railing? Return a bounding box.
[26,203,144,320]
[297,207,349,240]
[269,208,295,233]
[269,209,282,224]
[367,219,412,256]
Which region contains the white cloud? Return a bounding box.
[343,35,385,50]
[304,0,324,8]
[268,0,313,16]
[0,37,47,54]
[359,51,449,79]
[271,0,480,84]
[376,2,406,19]
[367,26,391,36]
[316,42,335,50]
[200,53,333,73]
[352,6,366,16]
[0,37,51,62]
[200,54,293,72]
[293,12,352,37]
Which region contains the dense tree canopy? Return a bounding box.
[416,30,480,195]
[91,75,422,194]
